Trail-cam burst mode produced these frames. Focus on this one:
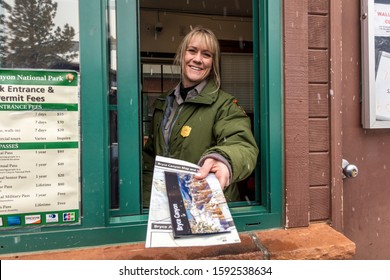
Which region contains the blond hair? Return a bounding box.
[174,26,221,90]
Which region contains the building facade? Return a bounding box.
[0,0,389,260]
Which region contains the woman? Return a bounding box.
[143,26,258,207]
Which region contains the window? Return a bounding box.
[108,0,260,213]
[108,0,283,221]
[0,2,81,221]
[0,0,282,255]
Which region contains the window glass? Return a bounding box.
[0,0,79,70]
[108,0,118,208]
[221,53,254,113]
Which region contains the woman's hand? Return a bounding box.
[194,158,230,190]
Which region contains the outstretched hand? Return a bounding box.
[194,158,230,190]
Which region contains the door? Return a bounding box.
[340,0,390,259]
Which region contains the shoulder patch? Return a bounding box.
[232,99,247,115]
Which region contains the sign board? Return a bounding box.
[362,0,390,128]
[0,69,80,228]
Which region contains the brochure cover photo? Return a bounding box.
[165,171,234,238]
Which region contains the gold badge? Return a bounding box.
[181,125,192,137]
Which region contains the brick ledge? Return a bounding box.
[0,223,355,260]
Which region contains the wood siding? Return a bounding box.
[308,0,330,221]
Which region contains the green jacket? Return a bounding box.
[143,79,259,206]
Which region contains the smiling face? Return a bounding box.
[182,35,214,88]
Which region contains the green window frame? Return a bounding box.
[0,0,282,255]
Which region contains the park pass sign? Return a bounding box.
[0,69,80,229]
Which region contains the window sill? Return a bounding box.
[1,223,355,260]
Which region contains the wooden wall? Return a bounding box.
[308,1,330,221]
[284,0,330,227]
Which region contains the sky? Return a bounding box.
[3,0,80,35]
[54,0,80,36]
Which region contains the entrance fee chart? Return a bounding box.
[0,69,80,228]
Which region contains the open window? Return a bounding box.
[0,0,282,255]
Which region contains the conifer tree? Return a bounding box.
[0,12,5,65]
[1,0,77,68]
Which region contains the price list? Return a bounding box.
[0,69,80,228]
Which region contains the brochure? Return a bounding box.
[145,156,241,248]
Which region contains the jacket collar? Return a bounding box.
[161,79,219,106]
[172,79,208,105]
[186,79,219,105]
